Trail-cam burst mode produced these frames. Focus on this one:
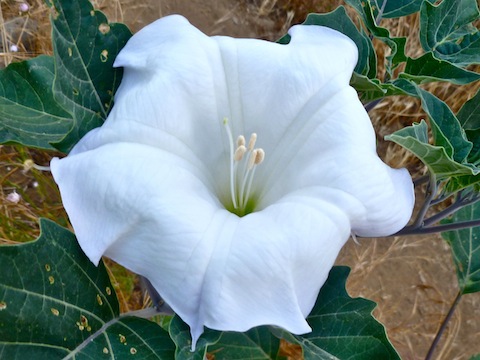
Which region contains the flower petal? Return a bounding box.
[256,85,414,236]
[75,16,361,199]
[51,143,352,345]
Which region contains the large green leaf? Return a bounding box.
[458,88,480,163]
[0,56,72,150]
[415,86,472,163]
[402,52,480,84]
[207,327,280,360]
[0,219,175,358]
[386,120,480,179]
[376,0,433,18]
[442,202,480,294]
[419,0,480,65]
[169,315,222,360]
[46,0,132,152]
[274,267,399,360]
[458,87,480,131]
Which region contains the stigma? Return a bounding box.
[223,118,265,216]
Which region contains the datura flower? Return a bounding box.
[51,15,414,345]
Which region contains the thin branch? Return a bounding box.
[140,276,173,314]
[425,291,463,360]
[414,175,430,187]
[395,218,480,236]
[375,0,387,24]
[423,195,480,227]
[409,175,438,229]
[364,98,383,113]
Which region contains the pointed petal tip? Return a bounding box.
[113,14,194,69]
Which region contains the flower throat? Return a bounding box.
[223,118,265,217]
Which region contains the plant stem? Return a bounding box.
[414,175,430,187]
[364,98,383,112]
[141,276,173,314]
[425,290,463,360]
[423,195,480,227]
[409,175,437,229]
[395,218,480,235]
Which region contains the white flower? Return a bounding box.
[51,15,414,345]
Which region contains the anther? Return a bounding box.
[234,145,247,161]
[247,149,258,170]
[254,149,265,165]
[223,119,265,215]
[23,159,51,172]
[237,135,246,147]
[247,133,257,151]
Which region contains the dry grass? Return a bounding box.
[1,1,480,359]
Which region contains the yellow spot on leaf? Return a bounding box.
[130,347,137,355]
[100,49,108,63]
[68,48,72,57]
[45,264,51,272]
[106,287,112,295]
[97,294,103,306]
[0,301,6,310]
[103,347,109,354]
[48,276,55,285]
[119,334,127,344]
[98,23,110,34]
[51,308,59,316]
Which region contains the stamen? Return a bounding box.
[223,120,265,215]
[23,159,51,172]
[223,118,238,209]
[247,149,258,170]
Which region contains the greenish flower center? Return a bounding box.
[223,118,265,217]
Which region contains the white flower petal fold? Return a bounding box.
[51,15,414,345]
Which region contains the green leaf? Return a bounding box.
[274,267,399,360]
[0,55,72,150]
[420,0,480,65]
[414,86,472,163]
[169,315,222,360]
[350,73,386,102]
[169,313,282,359]
[301,8,377,78]
[386,120,479,180]
[345,0,407,74]
[350,75,418,102]
[458,88,480,163]
[0,219,175,358]
[458,87,480,131]
[376,0,433,18]
[208,327,281,360]
[402,52,480,84]
[442,202,480,294]
[47,0,132,152]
